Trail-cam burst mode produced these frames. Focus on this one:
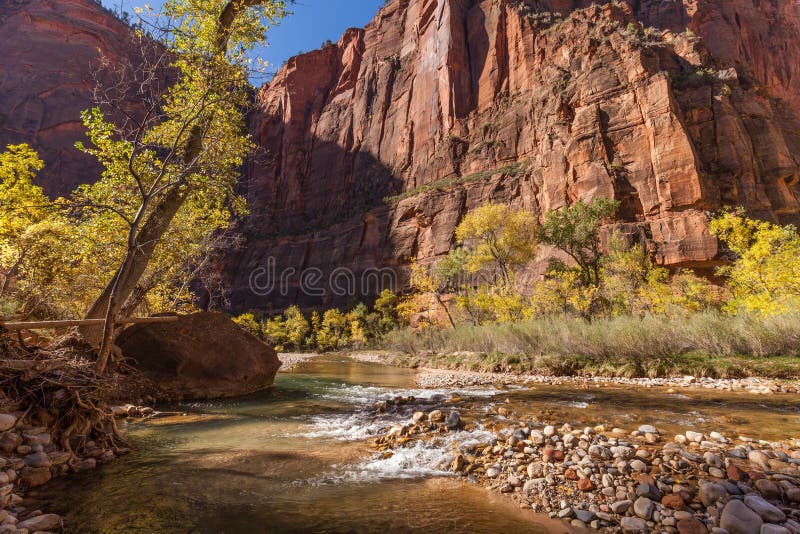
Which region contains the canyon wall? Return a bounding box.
[229,0,800,310]
[2,0,799,311]
[0,0,139,195]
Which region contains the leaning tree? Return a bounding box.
[77,0,290,373]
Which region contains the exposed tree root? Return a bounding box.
[0,327,127,456]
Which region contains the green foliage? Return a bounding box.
[710,209,800,316]
[600,233,722,317]
[232,296,400,353]
[2,2,290,335]
[374,289,400,331]
[537,198,620,287]
[263,305,310,351]
[383,162,529,204]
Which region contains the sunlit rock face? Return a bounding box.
[0,0,143,196]
[2,0,799,309]
[228,0,800,309]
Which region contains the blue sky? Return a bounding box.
[102,0,385,82]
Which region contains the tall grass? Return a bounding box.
[383,312,800,378]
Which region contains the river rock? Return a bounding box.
[748,451,771,471]
[575,510,596,523]
[700,482,728,506]
[663,493,686,511]
[679,517,710,534]
[0,416,15,433]
[612,500,633,514]
[634,497,654,520]
[637,482,662,500]
[24,451,50,469]
[445,411,461,429]
[721,500,764,534]
[527,462,543,478]
[17,514,61,531]
[639,425,659,434]
[529,430,545,445]
[621,516,648,533]
[411,412,425,424]
[760,525,791,534]
[687,431,705,443]
[116,312,281,400]
[20,466,50,487]
[743,495,786,523]
[428,410,444,423]
[753,479,781,500]
[0,433,21,454]
[630,459,648,472]
[543,425,556,437]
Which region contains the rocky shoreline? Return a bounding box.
[278,353,321,371]
[0,405,155,533]
[372,403,800,533]
[347,352,800,394]
[415,370,800,394]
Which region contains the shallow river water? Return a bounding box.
[27,356,800,533]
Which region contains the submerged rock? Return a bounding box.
[117,312,281,400]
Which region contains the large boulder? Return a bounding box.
[117,312,281,400]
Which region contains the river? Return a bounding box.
[26,355,800,533]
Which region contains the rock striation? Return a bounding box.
[227,0,800,309]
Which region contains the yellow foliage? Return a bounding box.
[455,203,538,283]
[711,209,800,316]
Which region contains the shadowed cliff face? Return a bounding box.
[0,0,142,196]
[230,0,800,309]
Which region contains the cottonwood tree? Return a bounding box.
[0,146,81,319]
[537,198,620,288]
[75,0,290,373]
[710,208,800,316]
[454,203,539,286]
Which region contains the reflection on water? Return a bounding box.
[26,356,800,533]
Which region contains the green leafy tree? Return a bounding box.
[710,209,800,316]
[373,289,400,332]
[314,309,350,351]
[537,198,620,287]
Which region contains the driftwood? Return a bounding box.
[0,316,179,331]
[0,329,126,455]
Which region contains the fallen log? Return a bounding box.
[0,316,179,331]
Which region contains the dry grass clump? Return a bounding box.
[384,312,800,378]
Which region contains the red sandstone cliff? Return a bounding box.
[2,0,799,310]
[227,0,800,309]
[0,0,140,195]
